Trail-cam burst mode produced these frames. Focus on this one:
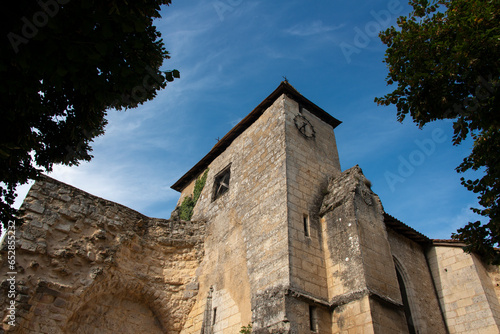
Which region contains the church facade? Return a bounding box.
[2,82,500,333]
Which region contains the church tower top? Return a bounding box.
[171,81,341,192]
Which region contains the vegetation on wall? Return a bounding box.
[179,169,208,220]
[239,324,252,334]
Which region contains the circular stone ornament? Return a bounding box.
[294,114,315,139]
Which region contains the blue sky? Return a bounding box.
[16,0,486,239]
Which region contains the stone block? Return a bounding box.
[55,223,71,233]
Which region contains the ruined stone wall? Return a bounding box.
[0,176,205,333]
[427,245,500,333]
[179,95,290,333]
[386,228,447,333]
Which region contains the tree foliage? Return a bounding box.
[376,0,500,262]
[1,0,179,225]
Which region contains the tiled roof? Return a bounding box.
[384,212,432,245]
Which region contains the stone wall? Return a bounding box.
[283,96,341,334]
[284,97,340,299]
[427,244,500,333]
[178,92,345,333]
[179,95,290,333]
[386,228,447,333]
[320,166,408,333]
[488,264,500,307]
[0,176,205,333]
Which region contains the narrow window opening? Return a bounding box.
[212,164,231,201]
[303,214,310,237]
[212,307,217,325]
[309,305,317,332]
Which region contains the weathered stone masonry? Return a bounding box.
[0,176,205,333]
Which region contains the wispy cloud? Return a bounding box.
[285,20,344,37]
[48,155,182,218]
[421,203,487,240]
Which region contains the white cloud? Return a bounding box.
[47,158,181,218]
[285,20,344,37]
[422,203,487,240]
[14,181,34,209]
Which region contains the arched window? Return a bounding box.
[394,258,417,334]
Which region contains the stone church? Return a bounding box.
[2,82,500,333]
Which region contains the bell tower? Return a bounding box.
[172,81,343,333]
